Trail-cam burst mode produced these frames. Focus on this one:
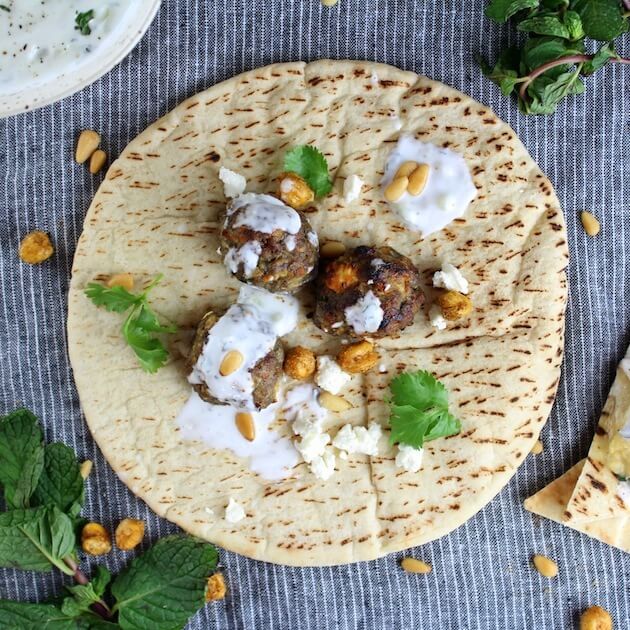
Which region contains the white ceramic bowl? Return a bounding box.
[0,1,161,118]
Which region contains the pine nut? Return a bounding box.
[79,460,93,479]
[75,130,101,164]
[384,176,409,202]
[107,273,134,291]
[401,557,432,574]
[235,412,256,441]
[394,161,419,179]
[530,440,543,455]
[580,211,600,236]
[220,350,244,376]
[89,149,107,174]
[319,391,352,412]
[407,163,430,196]
[532,554,558,578]
[320,241,346,258]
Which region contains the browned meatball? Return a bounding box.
[220,193,318,293]
[189,311,284,409]
[313,246,424,339]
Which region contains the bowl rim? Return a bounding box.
[0,0,162,119]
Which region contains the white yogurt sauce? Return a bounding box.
[618,480,630,506]
[177,392,299,481]
[0,1,132,91]
[382,136,477,237]
[224,241,262,278]
[228,193,301,235]
[344,290,384,335]
[189,286,298,410]
[284,235,296,252]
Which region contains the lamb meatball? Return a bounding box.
[313,246,424,339]
[221,193,318,293]
[189,310,284,410]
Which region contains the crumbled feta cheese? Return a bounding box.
[433,262,469,294]
[310,448,336,480]
[344,290,384,335]
[295,429,330,463]
[292,407,323,437]
[332,422,382,456]
[315,356,351,394]
[395,445,424,472]
[225,497,246,523]
[429,304,447,330]
[219,167,246,198]
[343,174,364,203]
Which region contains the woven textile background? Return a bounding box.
[1,1,629,628]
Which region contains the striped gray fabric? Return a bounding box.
[1,1,629,628]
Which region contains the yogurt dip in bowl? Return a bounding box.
[0,0,161,117]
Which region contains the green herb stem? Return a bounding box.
[63,557,113,620]
[519,53,630,101]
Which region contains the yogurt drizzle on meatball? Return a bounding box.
[189,285,298,410]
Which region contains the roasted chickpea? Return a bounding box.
[19,231,54,264]
[81,522,112,556]
[277,172,315,209]
[580,606,613,630]
[324,261,360,293]
[115,518,145,551]
[337,340,379,374]
[284,346,316,381]
[206,572,227,602]
[435,290,473,321]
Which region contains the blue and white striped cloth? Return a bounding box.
[0,1,628,628]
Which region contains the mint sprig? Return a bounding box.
[0,408,219,629]
[283,145,333,198]
[388,370,462,449]
[85,275,177,374]
[480,0,630,114]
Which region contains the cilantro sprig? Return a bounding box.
[0,408,219,629]
[75,9,95,35]
[388,370,462,449]
[283,145,333,198]
[85,275,176,374]
[479,0,630,114]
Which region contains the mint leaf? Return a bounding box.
[517,16,570,38]
[524,68,585,114]
[563,11,584,40]
[0,506,76,574]
[0,601,78,629]
[62,567,111,618]
[485,0,539,22]
[111,535,218,630]
[477,48,522,95]
[33,443,84,519]
[521,36,582,71]
[283,146,333,198]
[573,0,628,41]
[84,284,141,314]
[388,370,462,449]
[0,408,45,509]
[582,42,618,74]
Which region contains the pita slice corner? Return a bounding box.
[524,346,630,553]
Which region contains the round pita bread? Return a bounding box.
[68,60,568,566]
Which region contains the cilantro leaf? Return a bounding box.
[283,146,333,198]
[85,276,176,373]
[485,0,539,23]
[75,10,94,36]
[0,408,45,509]
[388,370,462,449]
[111,535,218,630]
[84,284,141,314]
[0,506,76,575]
[33,443,84,519]
[0,601,78,629]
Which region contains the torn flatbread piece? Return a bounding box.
[524,460,629,553]
[564,346,630,524]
